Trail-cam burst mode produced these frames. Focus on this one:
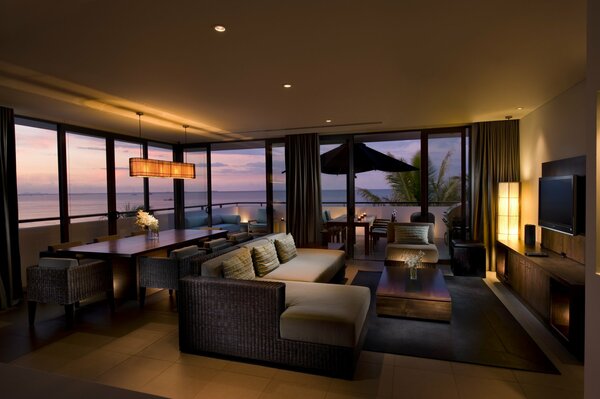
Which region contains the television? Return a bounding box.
[538,175,584,235]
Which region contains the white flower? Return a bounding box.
[136,210,159,232]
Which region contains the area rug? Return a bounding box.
[352,271,559,373]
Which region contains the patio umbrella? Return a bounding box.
[320,142,418,175]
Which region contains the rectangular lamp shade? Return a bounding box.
[497,182,519,241]
[129,158,196,179]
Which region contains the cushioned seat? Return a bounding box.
[281,281,370,347]
[385,222,439,264]
[260,248,345,282]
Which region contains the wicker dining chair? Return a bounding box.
[138,245,203,308]
[27,257,114,327]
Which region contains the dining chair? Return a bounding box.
[27,257,114,327]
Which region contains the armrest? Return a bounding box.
[178,276,286,355]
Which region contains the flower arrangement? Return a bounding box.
[136,210,159,233]
[405,250,425,279]
[391,208,397,222]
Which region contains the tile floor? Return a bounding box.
[1,261,584,399]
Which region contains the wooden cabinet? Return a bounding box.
[496,240,585,360]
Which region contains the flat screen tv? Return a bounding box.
[538,175,584,235]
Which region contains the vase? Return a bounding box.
[409,266,418,280]
[147,229,159,240]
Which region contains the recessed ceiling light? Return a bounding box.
[325,119,332,123]
[214,25,226,32]
[283,83,292,88]
[516,107,524,110]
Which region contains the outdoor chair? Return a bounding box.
[248,208,268,235]
[27,257,114,327]
[370,218,390,248]
[410,212,435,224]
[138,245,202,308]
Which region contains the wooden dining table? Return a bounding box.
[326,215,375,255]
[60,229,227,300]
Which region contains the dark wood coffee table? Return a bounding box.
[376,266,452,322]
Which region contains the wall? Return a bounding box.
[585,0,600,396]
[519,81,586,242]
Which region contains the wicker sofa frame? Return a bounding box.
[178,276,367,379]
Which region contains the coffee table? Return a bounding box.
[376,266,452,322]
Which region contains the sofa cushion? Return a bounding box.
[260,248,344,283]
[274,234,297,263]
[281,281,370,347]
[394,225,429,245]
[170,245,199,259]
[387,222,434,244]
[201,248,245,277]
[252,242,280,277]
[222,248,255,280]
[38,257,79,269]
[185,212,208,228]
[211,215,223,225]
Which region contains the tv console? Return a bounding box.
[496,239,584,360]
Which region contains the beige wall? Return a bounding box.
[519,81,586,242]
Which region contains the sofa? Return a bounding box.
[179,233,371,378]
[385,222,439,264]
[184,210,242,232]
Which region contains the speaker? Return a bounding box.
[524,224,536,246]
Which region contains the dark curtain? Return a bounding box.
[286,133,322,246]
[0,106,22,309]
[472,120,520,271]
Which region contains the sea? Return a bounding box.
[18,189,396,222]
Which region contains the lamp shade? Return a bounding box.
[497,182,519,240]
[129,158,195,179]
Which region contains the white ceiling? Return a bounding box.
[0,0,586,143]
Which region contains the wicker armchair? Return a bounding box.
[138,245,202,308]
[27,257,114,326]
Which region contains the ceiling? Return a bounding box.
[0,0,586,144]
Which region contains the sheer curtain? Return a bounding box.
[472,120,520,271]
[0,106,22,308]
[285,133,322,246]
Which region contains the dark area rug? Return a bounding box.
[352,271,559,373]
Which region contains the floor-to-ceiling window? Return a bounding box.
[183,148,209,226]
[15,119,60,227]
[210,141,266,226]
[65,131,108,241]
[115,139,145,235]
[271,142,286,233]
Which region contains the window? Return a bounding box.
[184,148,208,208]
[115,140,144,215]
[147,144,174,211]
[15,119,59,226]
[65,132,107,219]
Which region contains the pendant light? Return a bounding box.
[129,112,196,179]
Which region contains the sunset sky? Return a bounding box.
[15,124,461,194]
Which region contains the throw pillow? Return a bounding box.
[394,225,429,245]
[274,234,297,263]
[252,242,280,277]
[222,248,255,280]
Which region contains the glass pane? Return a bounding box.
[272,143,286,233]
[15,122,60,225]
[184,149,208,208]
[321,142,347,211]
[211,143,266,225]
[115,140,145,215]
[148,144,174,211]
[66,132,107,218]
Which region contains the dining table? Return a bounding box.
[59,228,227,300]
[325,215,375,255]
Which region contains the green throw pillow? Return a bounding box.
[394,225,429,245]
[274,234,297,263]
[252,242,280,277]
[222,248,255,280]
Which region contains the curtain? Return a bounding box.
[286,133,322,246]
[472,120,520,271]
[0,107,22,309]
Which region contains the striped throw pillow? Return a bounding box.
[252,242,280,277]
[274,234,297,263]
[222,248,255,280]
[394,225,429,245]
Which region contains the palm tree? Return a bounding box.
[357,150,460,203]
